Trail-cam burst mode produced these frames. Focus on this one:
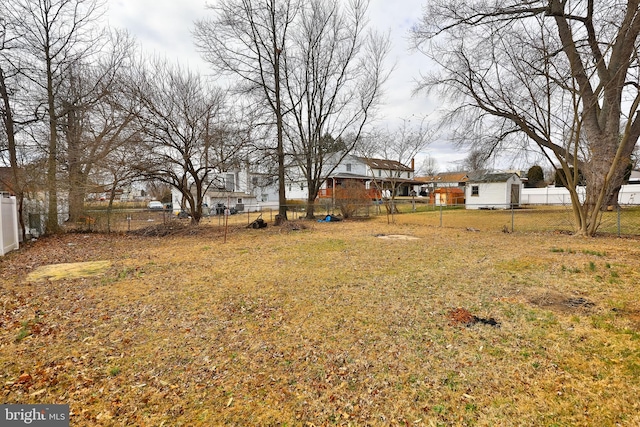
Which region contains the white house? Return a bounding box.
[169,164,279,214]
[465,172,523,209]
[285,154,418,201]
[284,154,369,200]
[170,154,419,212]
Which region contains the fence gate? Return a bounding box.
[0,195,19,255]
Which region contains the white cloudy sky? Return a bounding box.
[105,0,467,171]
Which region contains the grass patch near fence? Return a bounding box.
[1,215,640,426]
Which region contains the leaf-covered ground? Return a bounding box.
[1,216,640,426]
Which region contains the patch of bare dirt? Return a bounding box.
[277,220,309,232]
[524,288,596,314]
[447,307,500,327]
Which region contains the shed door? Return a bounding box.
[510,184,520,206]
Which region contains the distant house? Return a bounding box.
[414,172,468,196]
[173,155,419,210]
[169,164,274,214]
[358,157,417,197]
[465,173,522,209]
[313,155,419,201]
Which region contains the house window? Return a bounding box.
[346,163,352,172]
[378,170,381,177]
[251,176,258,185]
[261,194,268,202]
[237,198,242,204]
[471,185,479,196]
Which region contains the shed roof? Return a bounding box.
[467,172,520,183]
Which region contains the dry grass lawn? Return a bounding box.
[1,214,640,426]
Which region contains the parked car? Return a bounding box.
[213,203,237,215]
[148,200,164,210]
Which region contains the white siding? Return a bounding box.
[0,196,19,255]
[466,175,522,209]
[521,185,640,205]
[339,158,368,176]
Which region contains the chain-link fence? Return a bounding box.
[383,201,640,236]
[22,200,640,237]
[308,199,640,236]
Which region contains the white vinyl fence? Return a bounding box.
[0,195,19,256]
[521,185,640,205]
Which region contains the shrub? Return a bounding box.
[334,181,371,218]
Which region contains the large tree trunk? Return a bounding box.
[305,194,316,219]
[0,66,26,241]
[580,102,636,235]
[67,168,88,224]
[45,52,60,234]
[65,106,90,223]
[275,64,288,221]
[304,176,321,219]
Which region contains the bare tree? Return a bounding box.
[413,0,640,236]
[416,155,439,177]
[59,30,137,223]
[90,130,146,232]
[357,118,433,219]
[132,60,245,225]
[194,0,301,222]
[370,118,434,166]
[5,0,106,233]
[283,0,391,219]
[462,149,490,175]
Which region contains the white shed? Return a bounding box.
[465,173,522,209]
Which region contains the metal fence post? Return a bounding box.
[511,204,515,233]
[439,204,443,227]
[617,205,621,237]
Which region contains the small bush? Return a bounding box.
[334,181,371,218]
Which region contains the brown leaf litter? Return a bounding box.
[448,307,500,327]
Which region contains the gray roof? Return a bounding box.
[330,172,373,180]
[467,172,519,183]
[356,157,413,171]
